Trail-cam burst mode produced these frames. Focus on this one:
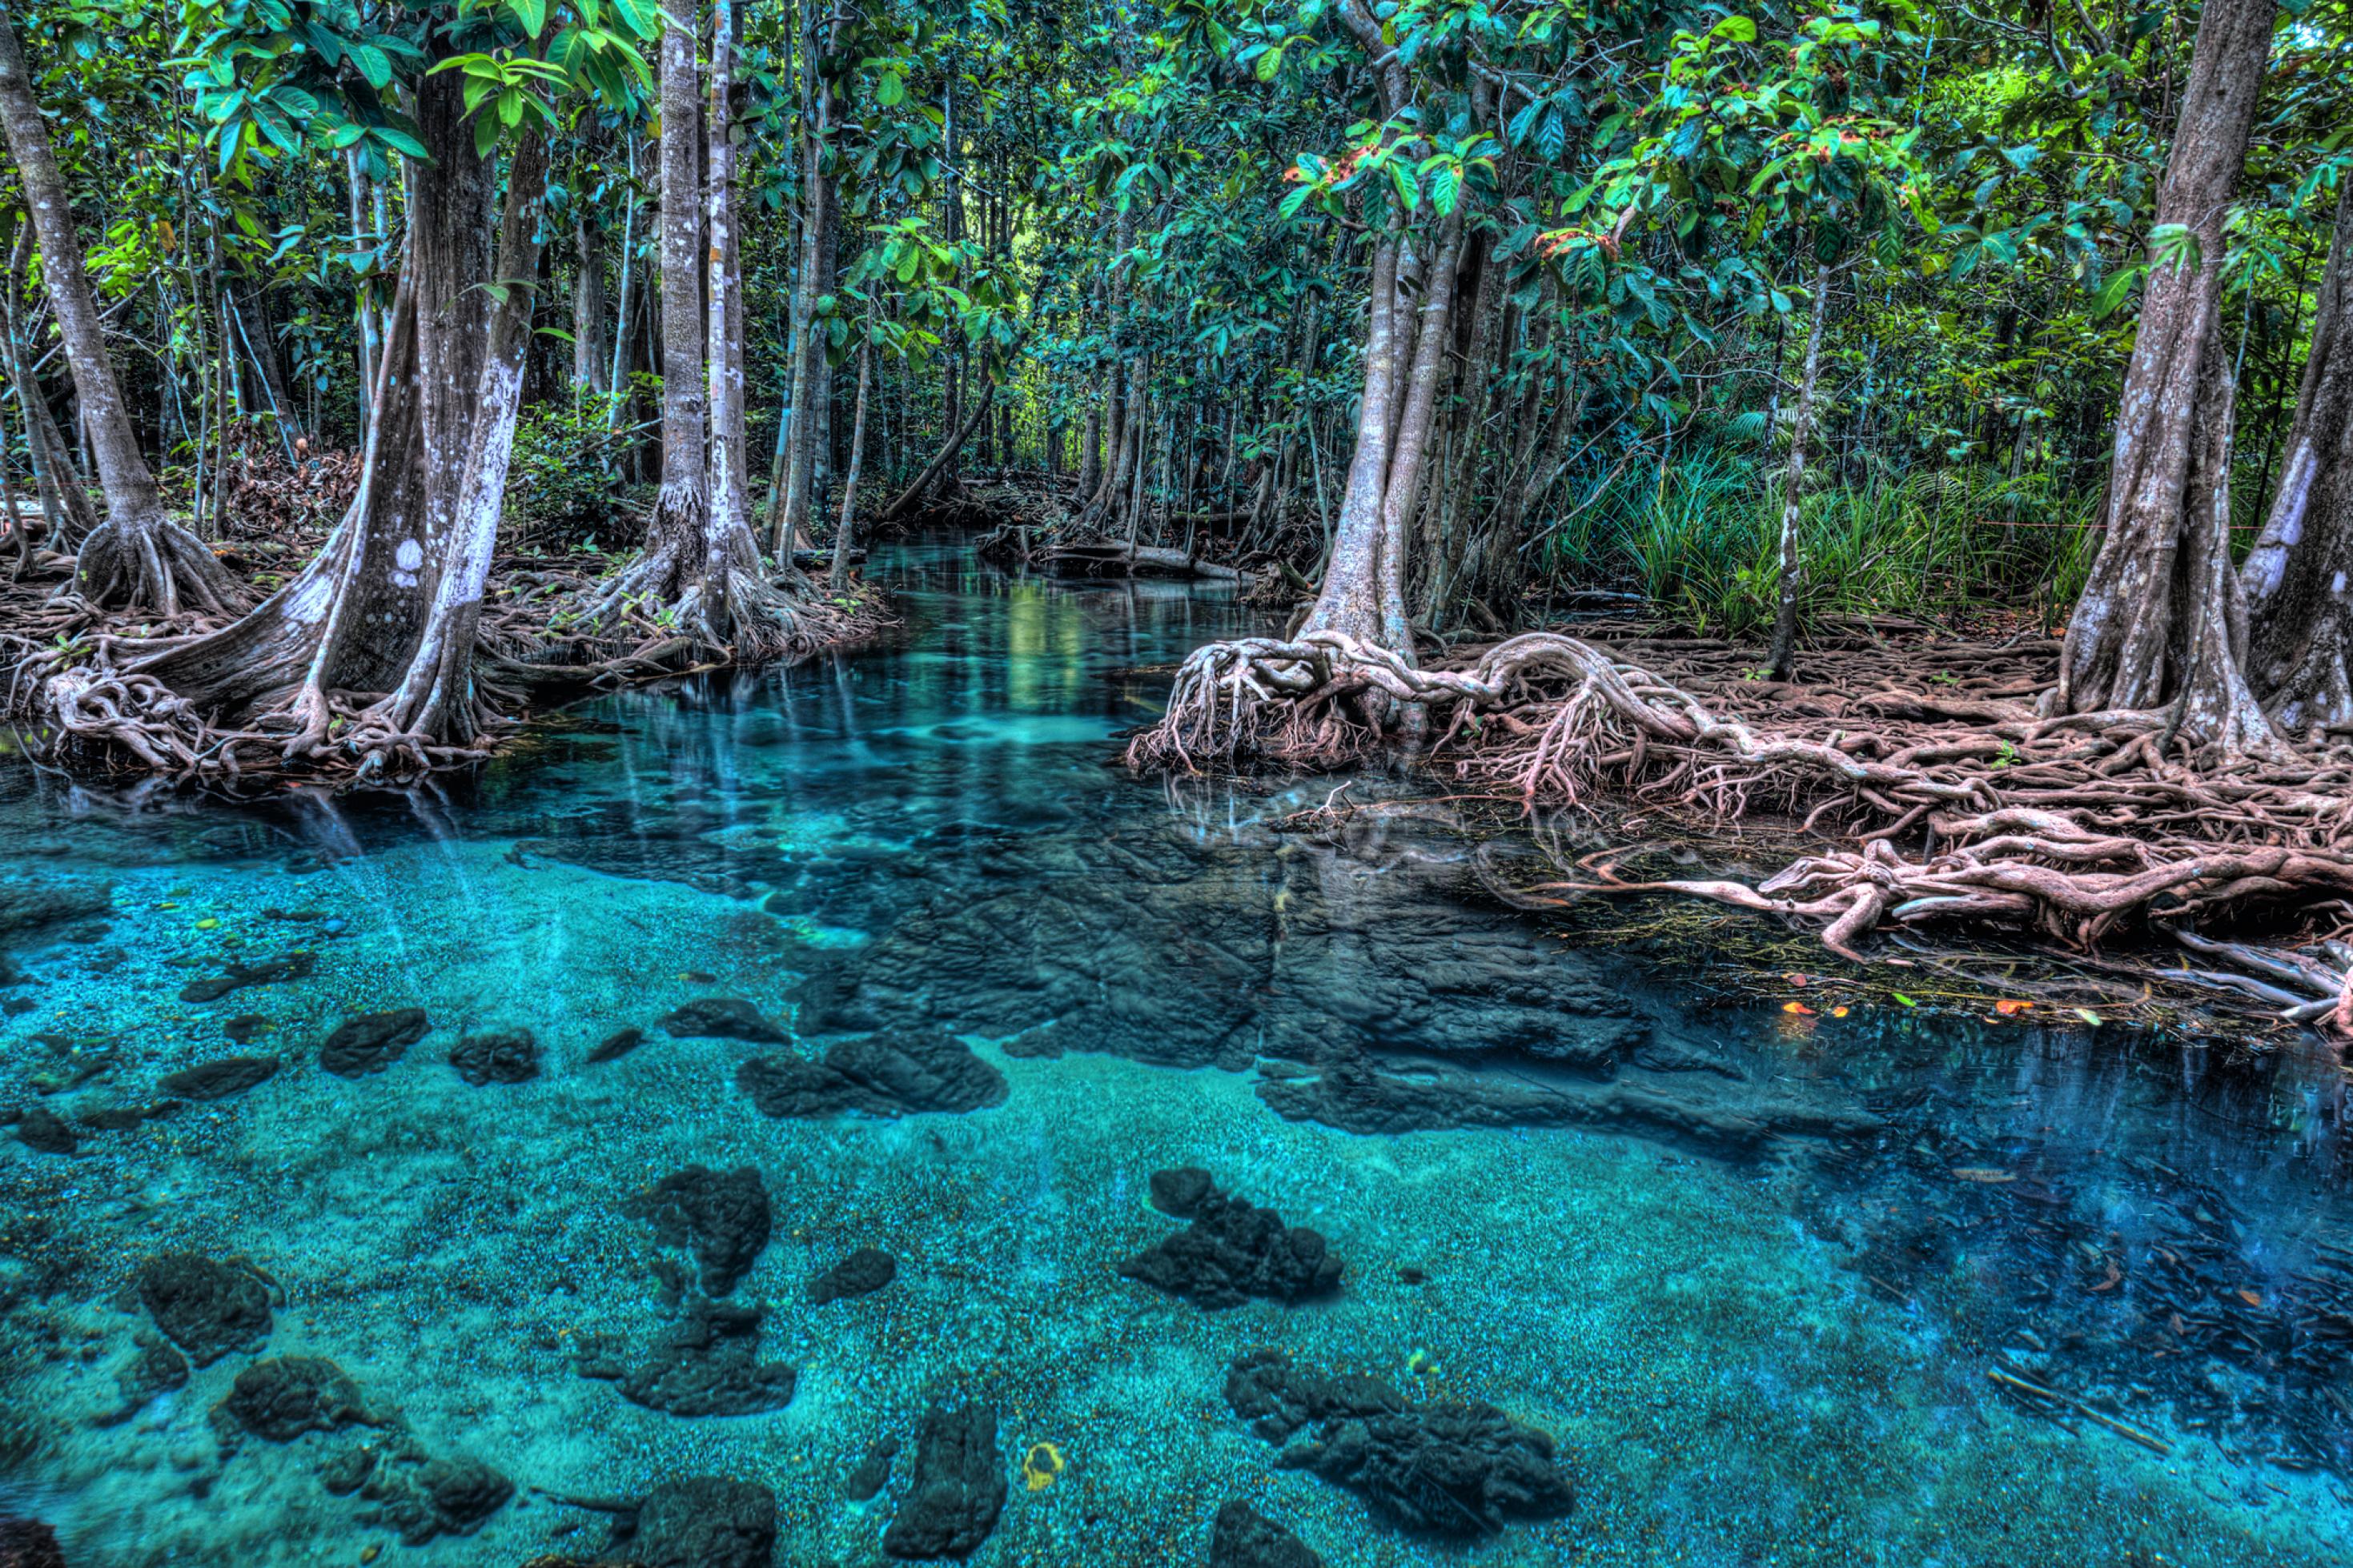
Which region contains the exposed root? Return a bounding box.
[4,549,891,790]
[72,513,249,619]
[1128,630,2353,985]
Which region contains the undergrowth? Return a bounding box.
[1535,454,2102,636]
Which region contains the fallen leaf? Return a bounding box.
[2238,1289,2264,1309]
[1830,1005,1850,1018]
[1782,1001,1815,1016]
[1993,998,2032,1016]
[1951,1167,2016,1183]
[1891,993,1917,1008]
[1784,972,1810,987]
[2074,1008,2104,1026]
[2090,1258,2122,1292]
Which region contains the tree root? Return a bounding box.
[1127,630,2353,993]
[3,551,892,789]
[73,513,249,619]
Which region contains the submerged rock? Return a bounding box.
[577,1301,797,1418]
[809,1247,896,1305]
[661,998,789,1043]
[99,1330,190,1426]
[1256,1049,1881,1148]
[625,1165,772,1296]
[843,1438,898,1501]
[586,1026,645,1064]
[448,1029,540,1086]
[322,1433,514,1544]
[737,1033,1006,1120]
[222,1013,270,1044]
[179,952,315,1004]
[138,1252,275,1366]
[159,1055,279,1101]
[319,1009,428,1077]
[1119,1172,1342,1310]
[1149,1165,1216,1218]
[882,1401,1004,1559]
[214,1355,374,1443]
[0,876,111,939]
[1210,1500,1326,1568]
[623,1476,777,1568]
[14,1107,77,1156]
[0,1516,65,1568]
[1223,1349,1571,1534]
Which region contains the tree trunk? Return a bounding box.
[773,3,849,553]
[1767,263,1830,682]
[128,66,505,760]
[1303,239,1403,644]
[2054,0,2277,751]
[572,215,612,394]
[2239,175,2353,734]
[829,336,872,595]
[0,6,238,614]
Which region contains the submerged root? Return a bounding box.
[1128,631,2353,982]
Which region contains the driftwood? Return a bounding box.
[1043,541,1243,582]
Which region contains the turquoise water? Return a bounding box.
[3,539,2352,1566]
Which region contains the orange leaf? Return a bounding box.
[1782,1001,1815,1015]
[2238,1289,2263,1308]
[1993,998,2033,1016]
[1829,1005,1850,1018]
[1784,972,1811,988]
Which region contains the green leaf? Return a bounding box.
[1254,43,1283,81]
[373,124,428,159]
[475,109,502,159]
[2091,263,2143,319]
[511,0,547,38]
[1710,15,1757,41]
[877,70,904,106]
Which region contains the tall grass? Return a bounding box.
[1533,453,2101,638]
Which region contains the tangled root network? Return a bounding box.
[1128,630,2353,994]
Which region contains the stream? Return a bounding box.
[2,536,2351,1566]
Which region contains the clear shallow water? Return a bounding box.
[1,539,2351,1566]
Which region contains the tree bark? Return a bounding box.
[1767,264,1831,682]
[572,214,612,394]
[829,335,872,595]
[2054,0,2276,751]
[773,1,849,552]
[2238,174,2353,733]
[0,6,238,614]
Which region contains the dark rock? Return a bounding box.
[809,1247,896,1305]
[881,1402,1003,1559]
[1223,1349,1572,1534]
[0,997,31,1017]
[222,1013,269,1044]
[623,1476,777,1568]
[76,1101,179,1131]
[1149,1165,1215,1218]
[138,1253,275,1365]
[737,1033,1006,1120]
[179,952,316,1004]
[0,877,112,939]
[577,1301,797,1417]
[0,1517,64,1568]
[320,1009,428,1077]
[624,1165,771,1296]
[586,1027,645,1064]
[1210,1500,1325,1568]
[99,1330,190,1426]
[214,1355,373,1443]
[15,1107,77,1156]
[159,1055,279,1101]
[660,998,789,1044]
[1256,1050,1881,1148]
[843,1438,898,1502]
[322,1433,514,1544]
[448,1029,540,1086]
[1119,1173,1342,1310]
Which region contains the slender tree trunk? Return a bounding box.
[2238,175,2353,733]
[1375,208,1465,657]
[2055,0,2277,751]
[572,215,612,394]
[0,6,238,613]
[774,2,849,553]
[1767,263,1831,682]
[1304,239,1403,644]
[829,336,872,595]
